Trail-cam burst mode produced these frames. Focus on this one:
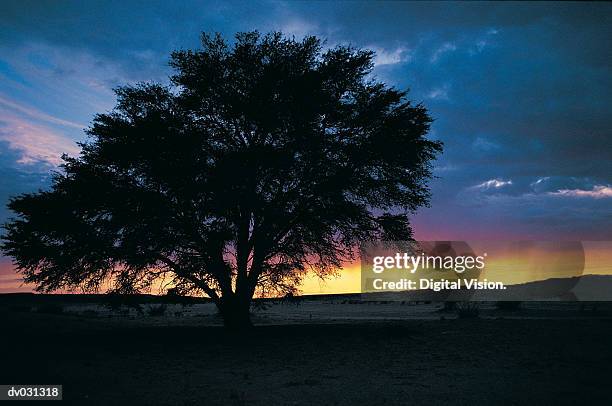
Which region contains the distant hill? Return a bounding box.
[353,274,612,302]
[505,274,612,301]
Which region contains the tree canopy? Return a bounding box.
[2,31,442,327]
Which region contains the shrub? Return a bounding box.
[147,304,167,317]
[104,294,144,315]
[456,302,479,319]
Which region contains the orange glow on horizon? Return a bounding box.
[1,242,611,296]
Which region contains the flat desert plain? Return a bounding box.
[2,298,612,405]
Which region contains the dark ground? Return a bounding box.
[2,304,612,405]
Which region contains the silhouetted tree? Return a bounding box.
[1,32,442,328]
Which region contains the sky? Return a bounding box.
[1,1,611,293]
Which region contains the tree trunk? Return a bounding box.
[218,295,253,329]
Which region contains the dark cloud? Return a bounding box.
[0,141,52,222]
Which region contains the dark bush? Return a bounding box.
[456,302,479,319]
[104,294,144,315]
[442,301,457,312]
[147,304,167,317]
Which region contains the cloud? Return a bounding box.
[531,176,550,187]
[0,113,79,165]
[2,42,140,109]
[0,42,150,167]
[0,140,52,229]
[0,95,85,130]
[371,46,411,66]
[430,42,457,63]
[469,28,500,55]
[550,185,612,199]
[426,85,450,100]
[280,19,319,39]
[528,176,609,195]
[465,176,612,201]
[472,136,500,152]
[472,179,513,190]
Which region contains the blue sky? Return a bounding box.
[1,0,611,252]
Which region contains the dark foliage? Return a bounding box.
[146,304,168,317]
[1,31,442,327]
[103,293,144,315]
[456,302,480,319]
